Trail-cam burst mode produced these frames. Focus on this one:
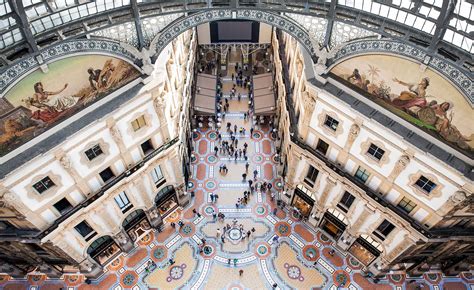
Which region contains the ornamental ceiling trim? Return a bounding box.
[327,39,473,105]
[152,9,317,61]
[0,39,140,96]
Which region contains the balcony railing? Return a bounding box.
[34,137,179,240]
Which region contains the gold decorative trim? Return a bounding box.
[360,138,390,167]
[317,109,344,138]
[79,139,111,169]
[126,111,153,139]
[408,171,444,199]
[25,172,63,202]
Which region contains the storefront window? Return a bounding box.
[291,185,316,217]
[348,234,383,266]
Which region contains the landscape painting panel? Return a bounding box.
[0,55,141,157]
[330,54,473,156]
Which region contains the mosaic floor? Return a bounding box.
[1,71,473,290]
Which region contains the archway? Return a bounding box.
[122,209,151,242]
[86,235,121,266]
[154,185,178,218]
[151,9,317,62]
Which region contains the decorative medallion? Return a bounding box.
[166,264,187,282]
[284,263,304,281]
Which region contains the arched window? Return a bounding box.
[154,185,175,204]
[122,209,146,231]
[87,236,114,257]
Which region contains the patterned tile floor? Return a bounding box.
[1,74,473,290]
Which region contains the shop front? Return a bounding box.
[319,208,348,240]
[155,185,178,218]
[348,234,383,266]
[87,235,121,266]
[122,209,151,242]
[291,184,315,218]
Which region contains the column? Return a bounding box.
[106,118,134,167]
[336,122,361,165]
[300,91,317,140]
[317,176,337,212]
[349,205,373,235]
[113,227,134,253]
[385,234,415,262]
[1,190,47,229]
[379,153,412,193]
[152,90,171,142]
[53,150,90,195]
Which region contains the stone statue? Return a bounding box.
[312,43,343,75]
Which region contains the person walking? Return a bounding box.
[239,269,244,276]
[253,169,258,179]
[273,207,278,215]
[242,173,247,182]
[245,162,250,173]
[216,228,221,238]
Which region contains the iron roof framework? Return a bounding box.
[0,0,472,69]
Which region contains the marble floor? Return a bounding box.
[1,70,473,290]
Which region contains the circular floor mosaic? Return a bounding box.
[257,245,268,255]
[208,132,217,140]
[202,245,214,256]
[204,206,215,215]
[153,248,165,260]
[187,181,195,189]
[192,132,200,140]
[253,154,263,163]
[275,222,291,236]
[122,273,135,286]
[228,228,243,241]
[275,180,283,189]
[181,224,193,235]
[205,180,217,190]
[284,263,304,281]
[207,155,218,163]
[252,132,262,139]
[167,264,187,282]
[256,206,266,215]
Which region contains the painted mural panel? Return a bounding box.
[0,55,140,157]
[330,54,473,156]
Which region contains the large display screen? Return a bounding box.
[210,20,259,43]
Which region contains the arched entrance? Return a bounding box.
[122,209,151,242]
[151,9,317,62]
[87,235,121,266]
[154,185,178,218]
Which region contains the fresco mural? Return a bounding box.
[0,55,141,157]
[330,54,474,156]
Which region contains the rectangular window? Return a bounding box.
[315,139,329,155]
[337,191,355,213]
[84,144,103,161]
[114,191,132,213]
[367,143,385,161]
[354,166,370,183]
[131,115,146,131]
[373,219,395,241]
[53,198,73,215]
[99,167,115,183]
[324,115,339,131]
[304,165,319,186]
[415,175,437,194]
[74,221,97,241]
[151,165,165,187]
[32,176,55,194]
[141,139,154,155]
[397,197,417,214]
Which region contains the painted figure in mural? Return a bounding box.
[23,82,79,123]
[425,101,471,149]
[347,69,363,88]
[88,67,102,90]
[391,77,430,110]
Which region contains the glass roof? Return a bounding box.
[0,0,472,62]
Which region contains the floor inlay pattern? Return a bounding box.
[1,59,473,290]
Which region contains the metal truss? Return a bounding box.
[0,0,472,69]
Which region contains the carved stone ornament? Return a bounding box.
[449,191,467,205]
[153,92,166,111]
[59,155,71,169]
[391,155,410,177]
[109,126,122,144]
[117,232,129,245]
[348,124,360,143]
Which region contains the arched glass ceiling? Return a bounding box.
[0,0,472,63]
